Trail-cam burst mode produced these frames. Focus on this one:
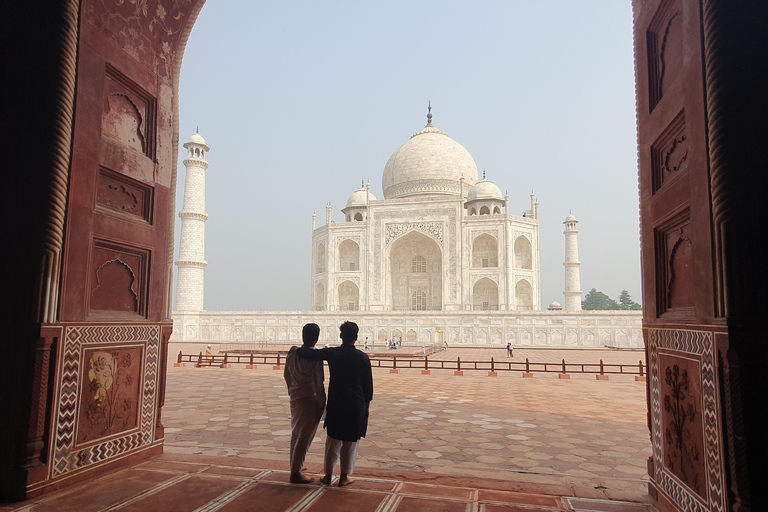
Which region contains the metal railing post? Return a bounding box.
[177,351,183,364]
[639,360,644,376]
[525,358,530,372]
[561,359,566,374]
[491,357,495,372]
[457,357,461,371]
[197,351,203,366]
[424,355,428,370]
[599,359,604,376]
[393,355,397,370]
[249,353,254,365]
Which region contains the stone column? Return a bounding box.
[175,131,210,311]
[563,213,582,311]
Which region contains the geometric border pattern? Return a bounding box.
[49,324,160,479]
[647,328,725,512]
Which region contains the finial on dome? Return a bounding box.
[426,101,433,126]
[361,179,365,188]
[483,169,486,180]
[196,126,199,134]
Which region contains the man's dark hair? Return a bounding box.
[302,323,320,346]
[339,321,359,344]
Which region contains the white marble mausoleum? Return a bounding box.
[171,110,642,348]
[312,105,540,313]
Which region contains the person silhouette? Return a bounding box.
[297,321,373,487]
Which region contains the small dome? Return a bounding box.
[183,130,210,151]
[467,179,503,202]
[547,300,563,310]
[188,132,206,145]
[565,213,578,222]
[346,186,377,208]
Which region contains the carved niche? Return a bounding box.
[651,111,688,193]
[101,65,157,159]
[655,210,695,318]
[89,239,150,319]
[97,167,154,223]
[647,0,683,111]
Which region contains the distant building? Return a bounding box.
[172,113,641,349]
[311,106,541,313]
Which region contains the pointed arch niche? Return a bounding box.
[388,231,442,311]
[316,243,326,273]
[338,239,359,271]
[515,279,533,311]
[472,234,498,268]
[314,282,325,310]
[514,236,532,269]
[338,280,359,311]
[473,278,499,310]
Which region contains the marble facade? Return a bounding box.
[171,310,643,348]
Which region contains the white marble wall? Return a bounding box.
[171,310,643,348]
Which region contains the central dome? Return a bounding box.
[382,108,479,199]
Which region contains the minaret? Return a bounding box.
[175,130,210,311]
[563,212,582,311]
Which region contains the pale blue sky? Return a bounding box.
[175,1,641,311]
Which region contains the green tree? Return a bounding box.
[618,290,642,310]
[582,288,620,310]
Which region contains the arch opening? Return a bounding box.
[389,231,442,311]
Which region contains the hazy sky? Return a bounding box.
[174,1,641,311]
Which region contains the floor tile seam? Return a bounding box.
[190,479,257,512]
[478,499,564,510]
[375,494,401,512]
[286,486,326,512]
[102,473,192,511]
[396,492,473,503]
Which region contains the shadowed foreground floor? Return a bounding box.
[3,349,656,511]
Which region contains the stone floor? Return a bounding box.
[4,456,655,511]
[4,348,655,511]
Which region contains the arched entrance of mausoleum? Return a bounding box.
[3,2,767,511]
[387,231,443,312]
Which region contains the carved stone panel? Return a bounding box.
[658,353,706,498]
[89,239,150,319]
[96,167,154,223]
[652,111,688,193]
[655,210,694,319]
[648,328,726,512]
[77,346,143,444]
[50,325,159,479]
[647,0,683,111]
[102,65,157,159]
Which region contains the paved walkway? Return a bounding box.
[161,349,651,500]
[3,348,654,511]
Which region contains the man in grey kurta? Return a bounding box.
[297,321,373,486]
[284,323,326,483]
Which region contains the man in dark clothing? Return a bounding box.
[297,321,373,487]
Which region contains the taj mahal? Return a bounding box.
[172,108,641,348]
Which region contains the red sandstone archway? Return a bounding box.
[4,2,767,510]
